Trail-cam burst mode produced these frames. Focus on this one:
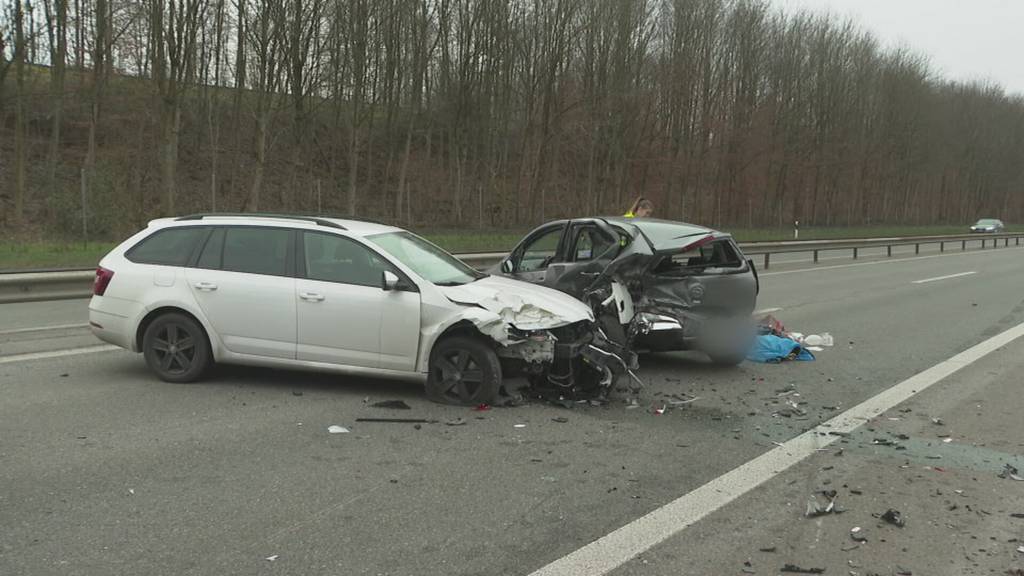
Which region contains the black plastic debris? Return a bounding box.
[371,400,412,410]
[292,391,303,396]
[896,567,913,575]
[881,508,906,527]
[850,527,868,542]
[780,564,825,574]
[445,418,467,426]
[551,416,569,423]
[759,546,777,553]
[998,464,1024,481]
[1010,513,1024,519]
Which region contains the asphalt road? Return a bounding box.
[2,243,1024,576]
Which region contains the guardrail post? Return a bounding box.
[1017,237,1020,246]
[1006,238,1009,247]
[915,243,920,255]
[962,240,966,250]
[813,250,819,263]
[940,241,944,252]
[887,245,892,257]
[763,253,770,269]
[853,247,858,259]
[982,239,986,249]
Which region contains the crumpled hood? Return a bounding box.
[439,275,594,330]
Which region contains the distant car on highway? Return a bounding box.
[492,217,759,365]
[87,213,635,405]
[970,218,1005,233]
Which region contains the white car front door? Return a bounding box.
[295,232,420,370]
[185,226,297,359]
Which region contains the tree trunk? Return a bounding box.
[160,104,181,215]
[13,0,27,224]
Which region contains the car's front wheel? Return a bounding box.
[142,313,212,383]
[426,336,501,405]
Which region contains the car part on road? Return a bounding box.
[141,313,212,383]
[355,417,435,424]
[369,400,412,410]
[327,425,350,434]
[998,464,1024,481]
[780,564,825,574]
[880,508,906,527]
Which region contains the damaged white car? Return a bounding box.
[88,214,636,405]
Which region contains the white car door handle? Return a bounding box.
[299,292,325,302]
[193,282,218,291]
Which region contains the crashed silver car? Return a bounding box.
[88,214,636,407]
[494,217,759,365]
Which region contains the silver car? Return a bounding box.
[970,218,1005,233]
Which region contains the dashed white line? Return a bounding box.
[912,271,977,284]
[0,323,89,336]
[526,320,1024,576]
[0,344,121,365]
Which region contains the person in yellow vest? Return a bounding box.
[624,197,654,218]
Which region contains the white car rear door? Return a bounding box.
[185,226,297,359]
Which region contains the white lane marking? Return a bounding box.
[912,271,977,284]
[0,323,89,336]
[760,244,1021,277]
[0,344,121,365]
[753,307,782,316]
[527,320,1024,576]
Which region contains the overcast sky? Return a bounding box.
[769,0,1024,96]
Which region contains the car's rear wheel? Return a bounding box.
[426,336,501,405]
[142,313,212,383]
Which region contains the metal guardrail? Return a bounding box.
[1,233,1022,304]
[737,232,1024,270]
[0,269,96,304]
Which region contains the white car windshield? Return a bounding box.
[368,231,484,286]
[976,219,999,226]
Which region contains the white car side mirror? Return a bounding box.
[501,259,514,274]
[382,270,400,291]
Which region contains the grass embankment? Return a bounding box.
[1,224,1014,271]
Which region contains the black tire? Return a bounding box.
[142,313,212,383]
[426,336,501,405]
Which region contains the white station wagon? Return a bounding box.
[89,214,630,405]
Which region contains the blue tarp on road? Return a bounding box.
[747,334,815,363]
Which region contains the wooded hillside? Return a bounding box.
[2,0,1023,240]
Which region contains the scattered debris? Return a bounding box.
[292,391,303,396]
[327,425,350,434]
[1018,546,1024,554]
[803,333,833,347]
[445,418,467,426]
[551,416,569,423]
[473,403,492,412]
[128,489,135,495]
[513,424,527,428]
[780,564,825,574]
[880,508,906,527]
[840,543,859,552]
[1010,513,1024,519]
[931,417,944,425]
[805,490,844,517]
[759,546,777,553]
[60,373,69,378]
[265,555,279,562]
[999,464,1024,481]
[371,400,412,410]
[896,567,913,575]
[850,527,868,542]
